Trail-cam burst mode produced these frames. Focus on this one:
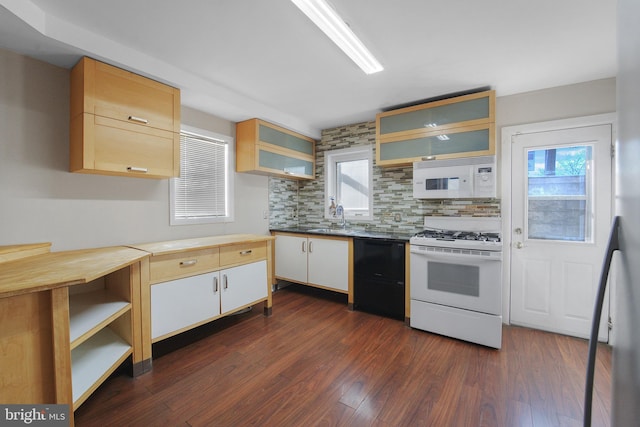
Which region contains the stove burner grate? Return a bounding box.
[414,228,501,243]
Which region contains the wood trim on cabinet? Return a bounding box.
[404,242,411,325]
[265,239,274,316]
[137,256,153,373]
[236,118,258,172]
[51,287,73,424]
[0,291,56,404]
[347,238,354,308]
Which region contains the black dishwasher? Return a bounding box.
[353,237,405,320]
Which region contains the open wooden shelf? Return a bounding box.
[69,289,131,349]
[71,327,132,409]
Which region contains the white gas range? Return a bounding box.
[410,216,503,349]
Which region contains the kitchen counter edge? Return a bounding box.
[270,228,411,242]
[128,233,275,256]
[0,234,275,298]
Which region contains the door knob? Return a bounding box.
[515,242,523,249]
[514,228,523,234]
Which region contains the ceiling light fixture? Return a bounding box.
[291,0,383,74]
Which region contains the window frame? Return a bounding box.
[324,146,373,221]
[170,125,235,225]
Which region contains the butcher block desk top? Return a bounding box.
[129,233,275,256]
[0,242,52,263]
[0,246,148,298]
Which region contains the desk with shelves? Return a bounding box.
[0,245,148,425]
[0,234,274,426]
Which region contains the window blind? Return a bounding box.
[174,131,228,219]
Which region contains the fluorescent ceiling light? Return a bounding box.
[291,0,383,74]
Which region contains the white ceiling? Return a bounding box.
[0,0,617,138]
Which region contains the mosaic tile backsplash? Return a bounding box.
[268,121,501,235]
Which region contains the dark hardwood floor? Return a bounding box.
[74,284,612,426]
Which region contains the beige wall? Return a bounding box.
[0,49,269,251]
[497,78,616,128]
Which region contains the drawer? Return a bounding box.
[220,242,267,266]
[93,60,179,132]
[92,115,179,178]
[149,248,220,284]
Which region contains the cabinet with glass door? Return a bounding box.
[236,118,315,179]
[376,90,495,166]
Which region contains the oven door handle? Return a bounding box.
[411,248,502,262]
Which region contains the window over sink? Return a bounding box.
[324,146,373,221]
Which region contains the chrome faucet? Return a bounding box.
[336,204,346,229]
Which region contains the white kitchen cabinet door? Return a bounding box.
[307,238,349,291]
[275,234,308,283]
[220,260,268,314]
[151,272,220,339]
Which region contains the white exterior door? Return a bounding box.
[509,123,612,340]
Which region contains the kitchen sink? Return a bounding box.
[306,228,392,238]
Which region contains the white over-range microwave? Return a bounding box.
[412,155,497,199]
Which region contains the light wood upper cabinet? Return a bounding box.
[70,57,181,178]
[376,90,495,166]
[236,118,316,180]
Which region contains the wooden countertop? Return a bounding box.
[0,242,52,263]
[0,246,148,299]
[129,233,275,256]
[0,234,274,298]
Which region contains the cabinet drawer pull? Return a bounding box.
[421,155,436,161]
[213,276,219,292]
[223,274,228,289]
[308,241,313,253]
[127,166,148,173]
[128,115,149,124]
[239,250,252,255]
[302,241,306,253]
[179,260,197,267]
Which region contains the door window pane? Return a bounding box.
[527,146,593,242]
